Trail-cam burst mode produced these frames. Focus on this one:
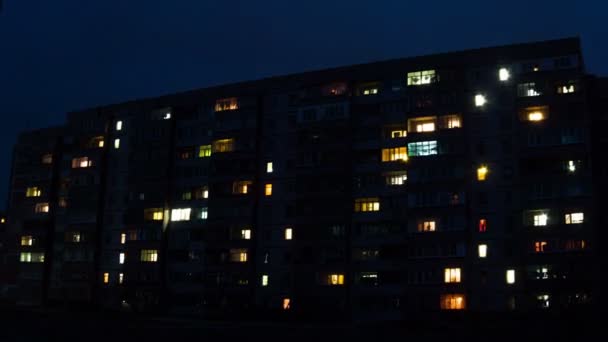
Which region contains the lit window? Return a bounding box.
[171,208,191,222]
[557,83,576,94]
[386,173,407,185]
[440,294,465,310]
[120,233,126,244]
[113,138,120,149]
[261,274,269,286]
[194,186,209,199]
[118,273,124,284]
[0,217,4,224]
[230,248,248,262]
[233,181,252,194]
[58,197,67,208]
[478,244,488,258]
[506,269,516,284]
[69,232,81,243]
[444,268,461,283]
[41,154,53,164]
[116,121,123,131]
[354,198,380,212]
[215,97,239,112]
[533,214,548,226]
[517,83,541,97]
[163,112,171,120]
[198,145,212,158]
[20,235,33,246]
[566,160,578,173]
[534,241,547,253]
[98,140,105,148]
[407,141,437,156]
[282,298,291,310]
[266,162,273,173]
[26,187,42,197]
[537,294,550,308]
[284,228,293,240]
[381,147,408,162]
[528,111,544,121]
[200,207,208,220]
[119,252,125,264]
[442,115,461,129]
[265,184,273,196]
[144,208,164,221]
[328,274,345,285]
[19,252,45,263]
[140,249,159,262]
[474,94,487,107]
[417,220,436,232]
[477,166,488,181]
[499,68,510,81]
[71,157,93,168]
[241,229,251,240]
[390,130,407,138]
[408,116,437,133]
[181,191,192,200]
[565,212,584,224]
[362,87,378,95]
[34,203,49,213]
[103,272,110,284]
[478,219,487,232]
[212,138,235,153]
[407,70,436,86]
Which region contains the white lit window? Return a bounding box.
[284,228,293,240]
[518,83,541,97]
[533,214,548,226]
[558,84,576,94]
[567,160,577,173]
[120,233,126,244]
[200,207,208,220]
[407,141,437,156]
[387,173,407,185]
[475,94,487,107]
[444,268,461,283]
[506,269,516,284]
[537,294,550,308]
[262,274,269,286]
[416,122,435,132]
[241,229,251,240]
[114,138,120,149]
[118,273,124,284]
[499,68,510,81]
[565,212,584,224]
[116,121,123,131]
[34,203,49,213]
[163,112,171,120]
[171,208,191,222]
[119,252,125,265]
[71,157,93,168]
[478,244,487,258]
[266,162,273,173]
[407,70,436,86]
[20,252,45,263]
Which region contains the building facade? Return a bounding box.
[3,37,605,319]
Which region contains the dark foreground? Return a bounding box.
[0,308,602,342]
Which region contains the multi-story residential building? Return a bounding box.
[2,37,605,319]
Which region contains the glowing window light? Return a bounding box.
[533,214,548,226]
[119,252,125,264]
[477,166,488,181]
[282,298,291,310]
[265,184,273,196]
[103,272,110,284]
[444,268,461,283]
[118,273,124,284]
[241,229,251,240]
[266,162,273,173]
[116,121,123,131]
[565,212,584,224]
[478,244,487,258]
[528,111,544,121]
[120,233,126,244]
[475,94,487,107]
[506,269,516,284]
[499,68,510,81]
[284,228,293,240]
[114,138,120,149]
[262,274,269,286]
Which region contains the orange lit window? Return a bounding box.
[282,298,291,310]
[440,294,465,310]
[233,181,252,194]
[212,138,235,153]
[328,274,345,285]
[534,241,547,253]
[444,268,461,283]
[264,184,273,196]
[215,98,239,112]
[478,219,487,232]
[381,147,408,162]
[417,220,436,232]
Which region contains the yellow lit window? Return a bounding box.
[144,208,164,221]
[26,187,42,197]
[19,252,45,263]
[284,228,293,240]
[381,147,408,162]
[119,273,124,284]
[499,67,510,81]
[442,114,462,129]
[114,138,120,149]
[34,202,49,213]
[71,157,92,168]
[528,111,544,121]
[119,252,125,264]
[212,138,235,153]
[477,166,488,181]
[408,116,437,133]
[215,97,239,112]
[98,140,105,148]
[0,217,4,223]
[534,241,547,253]
[229,248,248,262]
[261,274,269,286]
[233,180,252,194]
[418,220,436,232]
[478,244,488,258]
[266,162,274,173]
[41,153,53,164]
[282,298,291,310]
[440,294,465,310]
[140,249,158,262]
[533,214,548,226]
[171,208,192,222]
[241,229,251,240]
[21,235,33,246]
[565,212,584,224]
[444,268,461,283]
[474,94,487,107]
[103,272,110,284]
[407,70,436,86]
[506,269,516,284]
[391,130,407,138]
[198,145,212,158]
[362,88,378,95]
[329,274,345,285]
[120,233,126,244]
[265,184,273,196]
[354,198,380,212]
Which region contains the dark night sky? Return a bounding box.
[1,0,607,207]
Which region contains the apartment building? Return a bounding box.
[2,37,604,319]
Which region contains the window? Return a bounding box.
[408,116,436,132]
[533,214,548,226]
[171,208,191,222]
[521,106,548,122]
[261,274,269,286]
[163,112,171,120]
[266,162,273,173]
[264,184,273,196]
[144,208,163,221]
[441,115,461,129]
[120,233,126,244]
[20,252,44,263]
[212,138,234,152]
[69,232,81,243]
[328,274,345,285]
[71,157,92,168]
[407,141,437,156]
[537,294,550,308]
[534,241,547,253]
[478,244,488,258]
[284,228,293,240]
[35,203,49,213]
[103,272,110,284]
[114,138,120,149]
[241,229,251,240]
[517,83,541,97]
[215,97,239,112]
[390,130,407,138]
[282,298,291,310]
[381,147,408,162]
[21,235,33,246]
[417,220,436,232]
[557,82,576,94]
[116,121,123,131]
[478,219,487,232]
[233,181,252,194]
[41,153,53,164]
[200,207,208,220]
[474,94,487,107]
[140,249,158,262]
[440,294,465,310]
[354,198,380,212]
[198,145,212,158]
[181,191,192,200]
[506,269,516,284]
[119,273,124,284]
[477,166,488,181]
[119,253,125,264]
[407,70,436,86]
[498,67,510,81]
[444,268,461,283]
[386,172,407,185]
[195,186,209,199]
[97,139,105,148]
[26,187,42,197]
[566,160,579,173]
[565,212,584,224]
[230,248,248,262]
[362,87,379,95]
